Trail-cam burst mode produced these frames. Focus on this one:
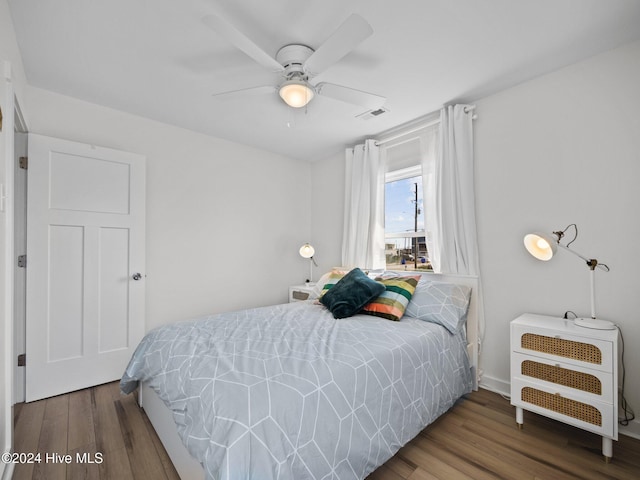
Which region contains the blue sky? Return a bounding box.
[385,175,423,235]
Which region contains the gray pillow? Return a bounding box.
[404,280,472,334]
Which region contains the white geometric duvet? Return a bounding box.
[121,300,472,480]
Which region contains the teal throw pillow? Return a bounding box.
[320,267,385,319]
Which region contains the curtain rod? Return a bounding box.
[375,120,437,146]
[375,105,476,147]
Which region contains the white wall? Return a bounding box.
[310,150,345,274]
[24,86,313,330]
[474,39,640,435]
[312,40,640,436]
[0,0,27,102]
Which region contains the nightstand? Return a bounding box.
[510,313,619,461]
[289,283,316,302]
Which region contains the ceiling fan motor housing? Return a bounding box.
[276,44,314,78]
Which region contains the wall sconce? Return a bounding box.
[524,224,614,330]
[299,243,318,283]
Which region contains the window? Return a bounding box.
[379,120,438,272]
[384,166,430,271]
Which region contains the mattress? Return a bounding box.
[121,300,472,479]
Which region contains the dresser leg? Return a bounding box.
[516,406,523,429]
[602,437,612,462]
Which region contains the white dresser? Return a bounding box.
[510,313,619,461]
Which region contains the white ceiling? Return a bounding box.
[8,0,640,161]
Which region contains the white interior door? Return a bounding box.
[25,133,145,402]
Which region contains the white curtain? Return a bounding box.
[424,104,480,275]
[342,139,386,270]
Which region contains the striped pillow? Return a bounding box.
[318,269,347,297]
[361,275,421,321]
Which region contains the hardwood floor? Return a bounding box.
[12,382,179,480]
[370,389,640,480]
[11,383,640,479]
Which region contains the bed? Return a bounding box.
[121,271,480,480]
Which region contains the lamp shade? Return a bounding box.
[279,80,314,108]
[524,232,558,261]
[299,243,315,259]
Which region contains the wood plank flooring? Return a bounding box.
[370,389,640,480]
[12,382,179,480]
[11,383,640,479]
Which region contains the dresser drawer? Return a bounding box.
[511,352,614,401]
[289,284,316,303]
[512,323,614,372]
[511,378,615,437]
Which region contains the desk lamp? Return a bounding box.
[299,243,318,283]
[524,224,614,330]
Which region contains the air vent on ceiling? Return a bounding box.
[356,107,388,120]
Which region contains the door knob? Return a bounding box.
[132,273,143,281]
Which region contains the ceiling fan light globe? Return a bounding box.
[279,81,314,108]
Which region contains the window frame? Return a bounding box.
[377,119,439,272]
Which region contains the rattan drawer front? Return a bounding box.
[521,359,601,394]
[511,379,615,437]
[512,323,614,371]
[512,352,614,400]
[291,290,310,300]
[521,333,601,363]
[522,386,602,426]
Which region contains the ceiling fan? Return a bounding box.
[204,13,386,110]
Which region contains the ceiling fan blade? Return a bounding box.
[203,14,284,73]
[303,14,373,76]
[315,82,385,110]
[212,85,277,100]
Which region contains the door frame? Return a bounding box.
[13,127,27,404]
[1,59,16,480]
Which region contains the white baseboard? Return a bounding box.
[478,376,640,440]
[619,420,640,440]
[479,374,510,397]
